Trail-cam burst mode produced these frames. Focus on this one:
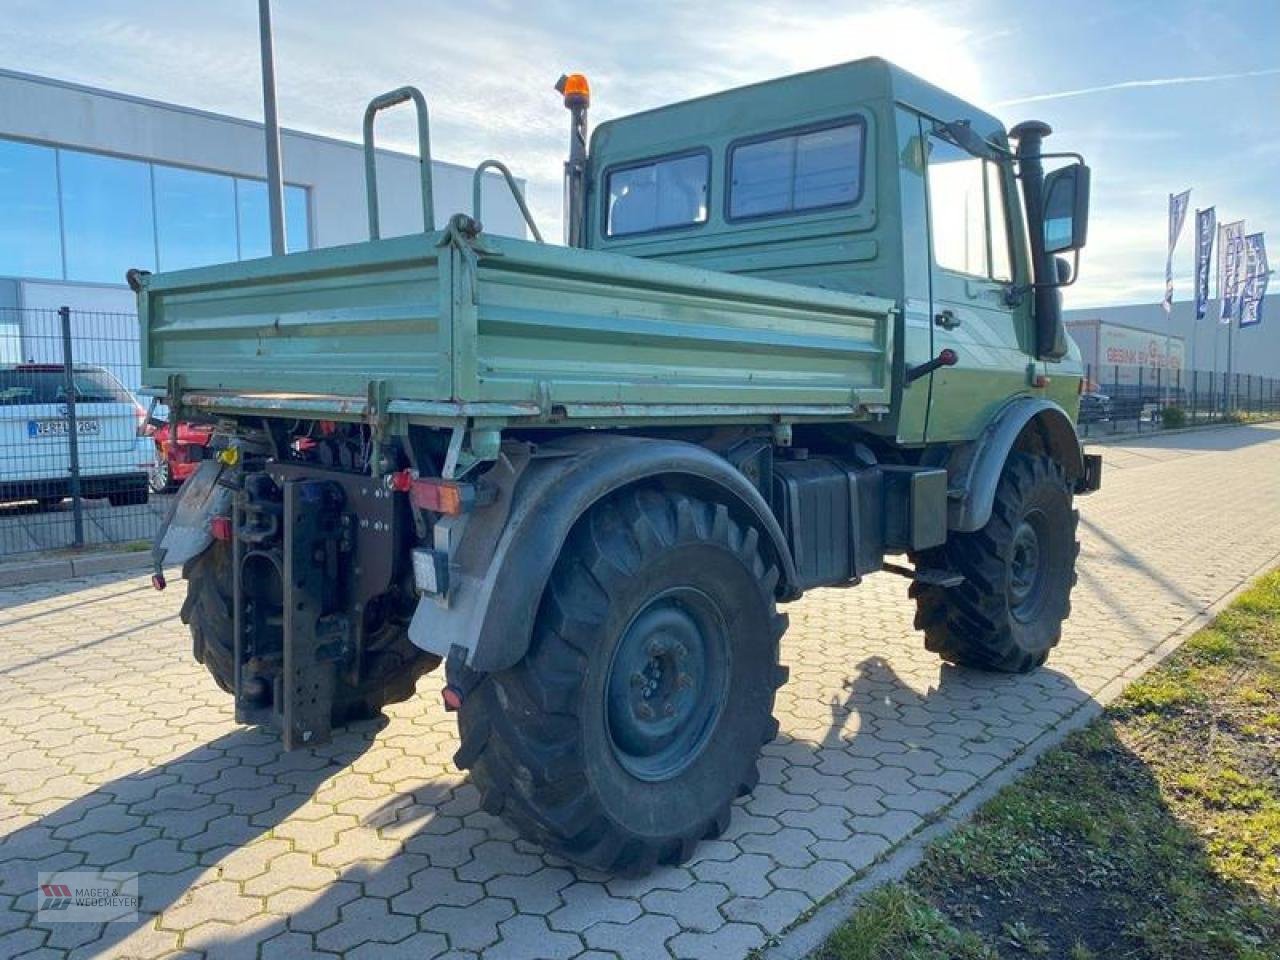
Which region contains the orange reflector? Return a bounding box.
[410,478,468,515]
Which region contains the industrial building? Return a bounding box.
[0,68,527,372]
[1064,294,1279,380]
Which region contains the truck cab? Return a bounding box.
[582,58,1087,444]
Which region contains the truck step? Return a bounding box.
[881,562,965,588]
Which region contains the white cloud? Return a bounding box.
[998,66,1280,107]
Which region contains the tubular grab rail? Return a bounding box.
[472,159,544,243]
[363,86,434,240]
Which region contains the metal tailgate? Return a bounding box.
[140,234,450,401]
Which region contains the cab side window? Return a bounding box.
[926,134,1013,282]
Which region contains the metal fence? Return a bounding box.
[1078,363,1280,438]
[0,306,167,558]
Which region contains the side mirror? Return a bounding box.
[1043,163,1090,254]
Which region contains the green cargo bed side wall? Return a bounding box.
[141,229,895,418]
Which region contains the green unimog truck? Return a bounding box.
[138,56,1101,873]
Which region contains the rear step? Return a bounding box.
[882,561,965,588]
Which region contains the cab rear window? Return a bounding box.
[0,367,132,405]
[605,151,710,238]
[728,119,865,220]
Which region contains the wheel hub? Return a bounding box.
[1009,511,1048,621]
[606,587,728,782]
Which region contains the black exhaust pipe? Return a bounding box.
[1011,120,1068,361]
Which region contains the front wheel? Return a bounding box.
[450,488,787,873]
[911,453,1079,673]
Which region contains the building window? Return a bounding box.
[237,179,310,258]
[605,151,709,238]
[728,119,865,220]
[60,150,157,283]
[0,135,312,283]
[155,165,238,271]
[0,139,62,280]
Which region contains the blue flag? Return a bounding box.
[1194,207,1215,322]
[1239,233,1269,328]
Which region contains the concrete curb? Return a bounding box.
[0,549,153,588]
[763,546,1280,960]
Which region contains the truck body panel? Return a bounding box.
[142,229,895,419]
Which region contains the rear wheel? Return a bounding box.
[449,488,787,873]
[911,453,1078,673]
[181,541,433,722]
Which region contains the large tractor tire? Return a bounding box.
[449,488,787,873]
[911,452,1079,673]
[181,541,433,723]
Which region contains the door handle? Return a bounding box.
[934,309,961,330]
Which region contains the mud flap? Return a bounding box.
[152,460,234,577]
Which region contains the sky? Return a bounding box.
[0,0,1275,310]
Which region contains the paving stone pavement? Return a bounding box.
[2,424,1280,959]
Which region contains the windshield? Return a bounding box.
[0,367,135,405]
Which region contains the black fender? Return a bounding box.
[408,434,800,672]
[946,398,1085,533]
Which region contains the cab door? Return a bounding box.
[921,129,1034,442]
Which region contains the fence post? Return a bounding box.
[1191,369,1198,423]
[1113,364,1120,434]
[58,306,85,548]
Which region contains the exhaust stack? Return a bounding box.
[556,73,590,247]
[1010,120,1067,360]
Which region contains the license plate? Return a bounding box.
[27,419,102,438]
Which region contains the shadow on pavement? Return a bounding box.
[4,624,1097,957]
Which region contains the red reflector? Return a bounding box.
[210,515,233,541]
[939,348,958,366]
[442,685,464,712]
[1033,375,1051,389]
[410,478,467,515]
[151,573,167,591]
[390,469,414,493]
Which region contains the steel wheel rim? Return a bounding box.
[1009,509,1049,622]
[604,586,730,782]
[149,455,170,493]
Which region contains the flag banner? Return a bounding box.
[1194,207,1216,322]
[1220,220,1246,323]
[1163,189,1191,314]
[1239,232,1269,328]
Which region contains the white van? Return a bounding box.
[0,364,151,509]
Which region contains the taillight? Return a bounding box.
[410,478,470,515]
[389,469,486,516]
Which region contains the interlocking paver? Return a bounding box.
[3,426,1280,958]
